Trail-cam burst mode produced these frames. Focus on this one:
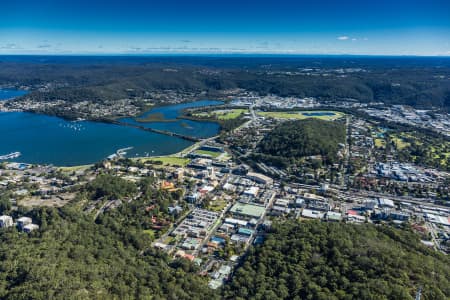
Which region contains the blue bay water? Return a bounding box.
[120,100,222,138]
[0,90,221,166]
[0,89,29,100]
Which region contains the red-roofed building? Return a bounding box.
[347,209,358,216]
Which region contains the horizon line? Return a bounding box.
[1,53,450,58]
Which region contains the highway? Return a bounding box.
[291,182,450,210]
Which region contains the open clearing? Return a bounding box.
[374,138,386,148]
[59,164,92,173]
[194,150,222,158]
[139,156,190,166]
[258,110,344,121]
[207,199,228,212]
[391,136,410,150]
[194,108,247,120]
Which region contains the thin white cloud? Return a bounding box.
[337,36,349,41]
[0,43,21,49]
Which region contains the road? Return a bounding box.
[343,115,351,187]
[193,202,233,256]
[291,182,449,210]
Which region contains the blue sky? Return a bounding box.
[1,0,450,55]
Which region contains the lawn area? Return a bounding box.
[143,229,155,240]
[59,164,92,172]
[258,110,344,121]
[207,199,228,212]
[374,138,386,148]
[218,152,232,161]
[163,236,176,245]
[391,136,410,150]
[194,108,247,120]
[194,150,222,158]
[141,156,190,166]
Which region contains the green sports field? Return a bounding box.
[258,110,344,121]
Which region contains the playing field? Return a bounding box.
[141,156,190,166]
[194,150,222,158]
[59,164,92,172]
[258,110,344,121]
[194,108,247,120]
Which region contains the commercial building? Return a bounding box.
[326,211,342,222]
[224,218,248,227]
[230,203,266,219]
[16,217,32,230]
[301,209,324,219]
[425,213,450,227]
[23,223,39,233]
[246,172,274,185]
[243,186,259,198]
[378,198,395,208]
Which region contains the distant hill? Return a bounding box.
[1,56,450,110]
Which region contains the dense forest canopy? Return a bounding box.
[0,174,217,299]
[0,205,217,300]
[86,174,138,200]
[223,221,450,300]
[2,56,450,110]
[1,169,449,299]
[259,119,346,164]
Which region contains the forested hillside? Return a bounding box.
[1,174,450,299]
[0,205,216,300]
[223,221,450,300]
[258,119,346,165]
[2,56,450,110]
[0,172,219,300]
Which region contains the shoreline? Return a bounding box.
[2,98,248,169]
[3,134,205,170]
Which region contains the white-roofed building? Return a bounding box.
[301,209,324,219]
[425,213,450,227]
[0,215,13,228]
[16,217,32,230]
[243,186,259,198]
[378,198,395,208]
[23,223,39,233]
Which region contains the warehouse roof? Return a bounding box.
[230,203,266,218]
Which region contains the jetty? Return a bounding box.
[117,147,133,156]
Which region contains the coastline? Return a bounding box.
[0,98,226,168]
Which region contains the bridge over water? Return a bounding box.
[106,119,202,142]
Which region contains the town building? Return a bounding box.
[16,217,32,230]
[0,215,13,228]
[246,172,274,185]
[23,223,39,233]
